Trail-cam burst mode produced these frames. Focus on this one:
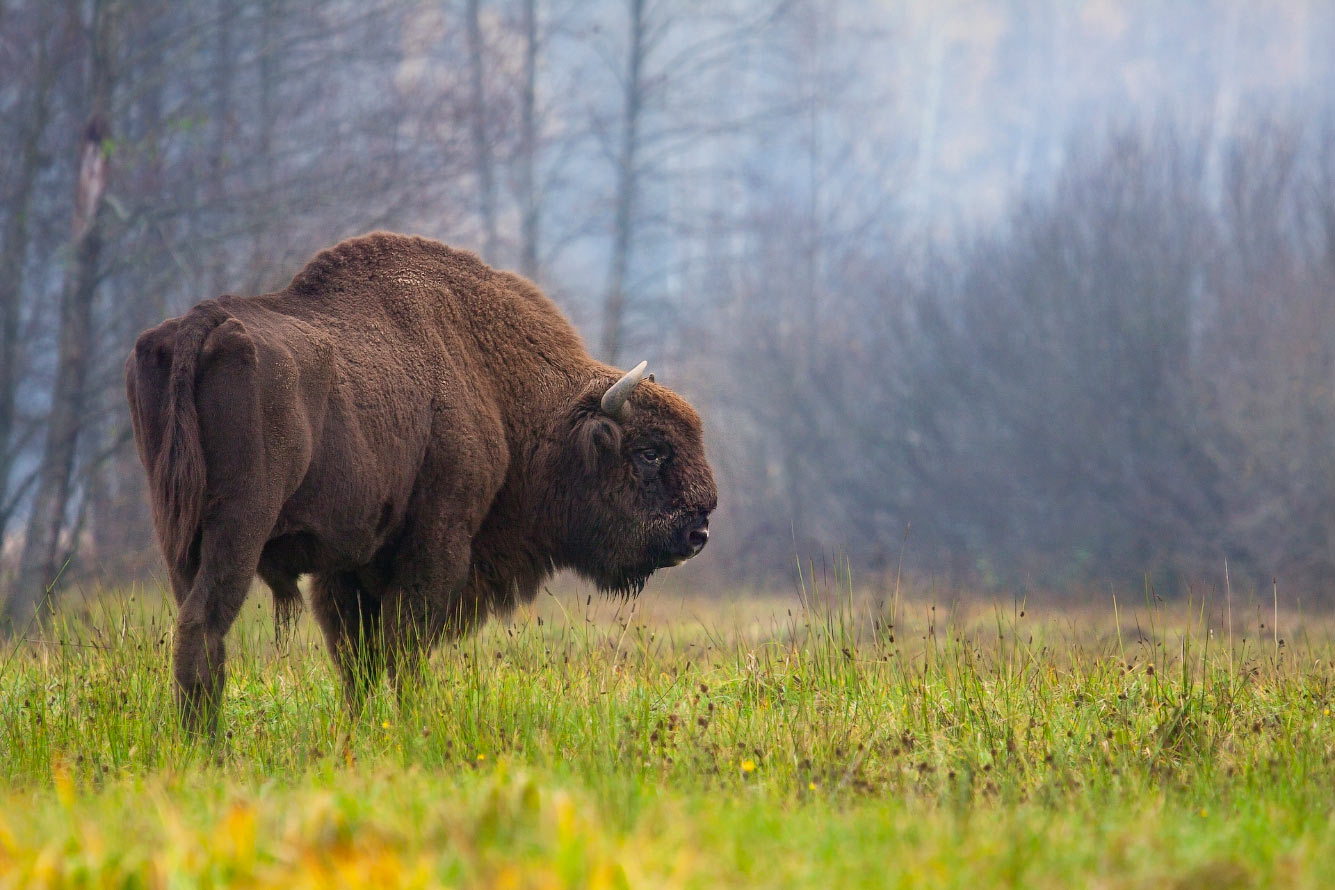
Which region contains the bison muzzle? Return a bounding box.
[125,232,717,734]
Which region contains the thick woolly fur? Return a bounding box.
[125,232,717,731]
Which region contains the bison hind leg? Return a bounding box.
[311,570,384,712]
[174,531,265,738]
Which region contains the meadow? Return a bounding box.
[4,570,1335,889]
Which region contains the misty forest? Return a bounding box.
[3,0,1335,624]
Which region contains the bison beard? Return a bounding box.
[125,232,716,734]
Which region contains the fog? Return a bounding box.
[2,0,1333,620]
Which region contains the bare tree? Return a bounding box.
[9,0,116,624]
[516,0,540,278]
[466,0,499,260]
[598,0,645,363]
[595,0,792,363]
[0,4,58,550]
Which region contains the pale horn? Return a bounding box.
[600,360,649,420]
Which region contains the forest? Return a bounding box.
[2,0,1335,625]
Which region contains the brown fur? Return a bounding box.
[125,232,716,733]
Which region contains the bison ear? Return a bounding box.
[575,413,623,473]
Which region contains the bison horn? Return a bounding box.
[601,360,649,419]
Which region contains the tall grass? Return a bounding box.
[3,573,1335,887]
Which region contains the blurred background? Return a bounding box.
[2,0,1334,621]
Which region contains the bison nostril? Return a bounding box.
[687,526,709,554]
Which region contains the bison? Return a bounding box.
[125,232,716,733]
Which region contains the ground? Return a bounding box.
[3,575,1335,888]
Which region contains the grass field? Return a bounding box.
[4,572,1335,888]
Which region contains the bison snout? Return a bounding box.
[687,524,709,556]
[679,514,709,559]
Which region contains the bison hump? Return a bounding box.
[288,231,463,297]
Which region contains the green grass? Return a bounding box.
[4,577,1335,888]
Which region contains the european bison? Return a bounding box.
[126,232,716,733]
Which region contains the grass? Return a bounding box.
[4,571,1335,888]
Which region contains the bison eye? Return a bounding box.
[633,444,670,471]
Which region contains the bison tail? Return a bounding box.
[150,301,230,578]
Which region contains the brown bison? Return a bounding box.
[125,232,716,733]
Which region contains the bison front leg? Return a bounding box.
[311,570,384,712]
[380,525,476,705]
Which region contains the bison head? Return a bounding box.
[542,361,717,597]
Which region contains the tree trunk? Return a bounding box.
[207,0,235,296]
[243,0,280,292]
[517,0,540,280]
[0,44,55,553]
[467,0,498,260]
[600,0,645,364]
[6,0,115,628]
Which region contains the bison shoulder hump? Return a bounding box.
[288,231,448,295]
